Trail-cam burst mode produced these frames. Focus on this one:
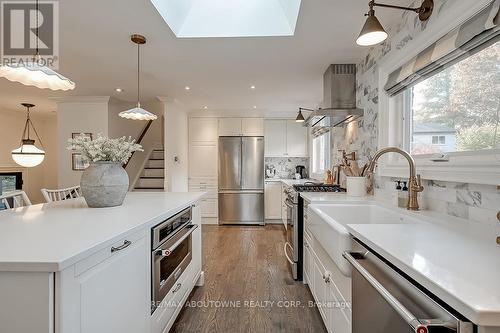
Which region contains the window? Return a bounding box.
[0,172,23,210]
[404,40,500,156]
[431,136,446,145]
[311,132,330,176]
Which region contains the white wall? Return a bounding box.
[163,99,189,192]
[0,109,58,203]
[54,97,109,188]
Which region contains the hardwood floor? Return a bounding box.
[170,225,327,333]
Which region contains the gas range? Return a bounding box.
[292,184,346,193]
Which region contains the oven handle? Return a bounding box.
[284,242,294,265]
[284,199,294,208]
[156,224,198,257]
[343,251,457,333]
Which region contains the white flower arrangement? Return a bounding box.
[67,134,143,164]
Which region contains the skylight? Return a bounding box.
[150,0,302,38]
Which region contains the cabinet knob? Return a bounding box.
[322,271,331,283]
[172,283,182,293]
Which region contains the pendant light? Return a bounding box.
[119,34,157,121]
[0,0,75,90]
[356,0,434,46]
[11,103,45,168]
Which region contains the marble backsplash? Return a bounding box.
[374,176,500,227]
[265,157,309,179]
[329,0,499,227]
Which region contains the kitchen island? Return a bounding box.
[0,192,205,333]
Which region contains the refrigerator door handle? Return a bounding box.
[218,190,264,194]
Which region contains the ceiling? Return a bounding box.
[0,0,410,116]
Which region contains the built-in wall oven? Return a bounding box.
[151,206,197,313]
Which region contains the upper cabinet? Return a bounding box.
[264,120,308,157]
[218,118,264,136]
[189,118,218,145]
[189,118,218,178]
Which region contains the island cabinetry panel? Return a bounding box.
[57,229,150,333]
[0,272,54,333]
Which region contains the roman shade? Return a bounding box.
[384,0,500,96]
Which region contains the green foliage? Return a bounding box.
[412,41,500,152]
[457,125,500,151]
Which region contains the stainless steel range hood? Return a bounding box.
[305,64,363,127]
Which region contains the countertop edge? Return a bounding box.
[0,192,206,273]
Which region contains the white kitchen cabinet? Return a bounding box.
[189,118,218,144]
[219,118,264,136]
[242,118,264,136]
[265,181,282,219]
[189,179,218,223]
[189,145,218,178]
[304,218,352,333]
[264,119,308,157]
[304,238,313,286]
[264,120,287,156]
[58,230,150,333]
[286,120,308,157]
[219,118,243,136]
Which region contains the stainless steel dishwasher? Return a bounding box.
[344,240,474,333]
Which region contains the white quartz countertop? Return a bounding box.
[0,192,205,272]
[347,222,500,326]
[304,193,500,325]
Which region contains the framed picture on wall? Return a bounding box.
[71,132,93,141]
[72,153,90,171]
[70,133,92,151]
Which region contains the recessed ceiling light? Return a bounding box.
[253,106,257,109]
[203,106,208,109]
[185,86,190,90]
[250,85,256,90]
[115,88,123,92]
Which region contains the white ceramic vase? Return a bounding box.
[80,161,129,208]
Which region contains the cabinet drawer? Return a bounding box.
[189,186,217,199]
[151,263,194,333]
[201,198,218,217]
[189,178,217,187]
[74,230,147,276]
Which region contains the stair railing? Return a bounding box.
[123,119,154,169]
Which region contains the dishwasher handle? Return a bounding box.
[343,251,457,333]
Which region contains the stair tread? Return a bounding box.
[134,186,165,190]
[148,158,164,161]
[140,177,164,179]
[144,167,164,169]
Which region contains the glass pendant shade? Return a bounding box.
[295,109,305,122]
[0,59,75,91]
[356,14,388,46]
[119,103,157,120]
[11,103,46,168]
[11,139,45,167]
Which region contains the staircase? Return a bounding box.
[134,149,165,191]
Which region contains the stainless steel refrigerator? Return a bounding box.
[218,136,264,225]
